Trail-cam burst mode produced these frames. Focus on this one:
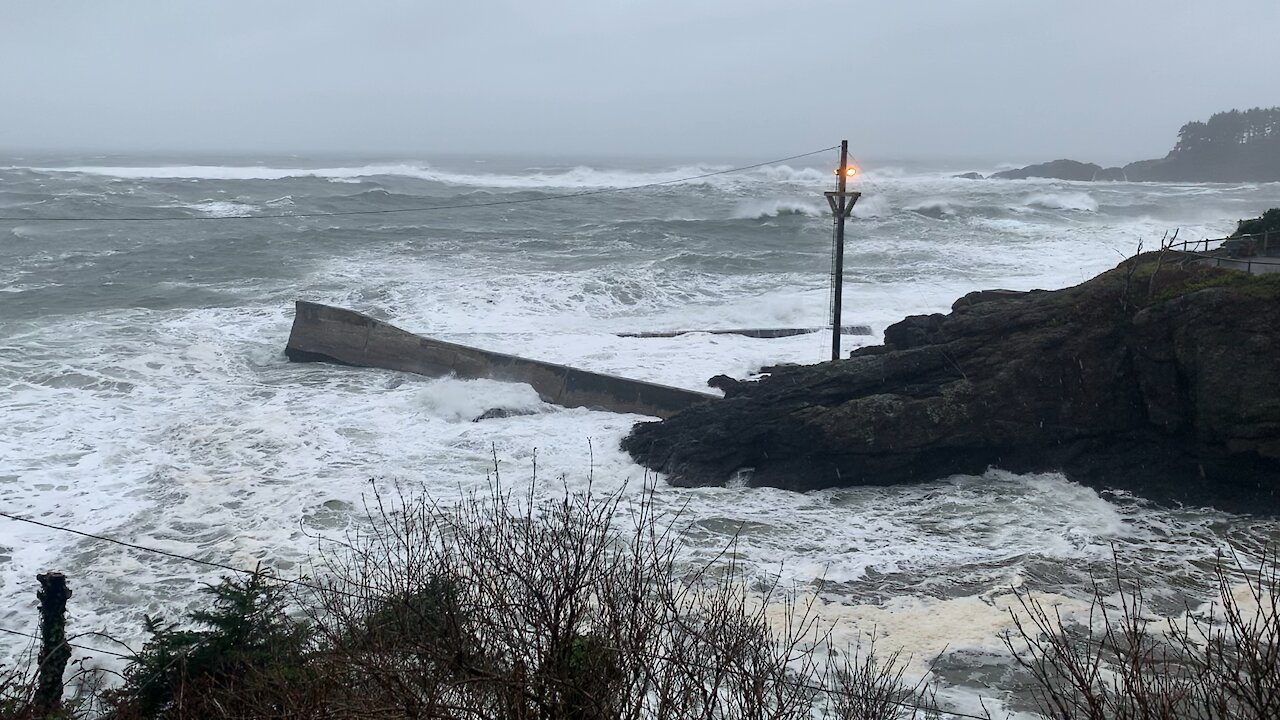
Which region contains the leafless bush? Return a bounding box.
[827,635,941,720]
[1004,549,1280,720]
[301,469,831,720]
[1,647,114,720]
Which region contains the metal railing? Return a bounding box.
[1169,230,1275,256]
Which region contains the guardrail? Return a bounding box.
[1170,230,1275,256]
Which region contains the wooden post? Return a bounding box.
[35,572,72,718]
[824,140,861,361]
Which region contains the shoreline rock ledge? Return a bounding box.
[622,258,1280,514]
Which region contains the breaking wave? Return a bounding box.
[1023,191,1099,212]
[731,199,825,219]
[11,162,833,190]
[905,198,957,217]
[851,194,891,219]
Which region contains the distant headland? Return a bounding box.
[964,107,1280,182]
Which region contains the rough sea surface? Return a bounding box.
[2,153,1278,716]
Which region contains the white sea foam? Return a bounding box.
[415,377,546,423]
[189,200,257,217]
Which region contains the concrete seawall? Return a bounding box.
[285,301,718,418]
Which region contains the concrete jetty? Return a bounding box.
[285,301,718,418]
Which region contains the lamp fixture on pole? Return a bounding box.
[824,140,861,361]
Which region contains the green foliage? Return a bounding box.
[1235,208,1280,237]
[360,574,465,650]
[1168,108,1280,180]
[1149,266,1280,304]
[1176,107,1280,154]
[105,569,313,719]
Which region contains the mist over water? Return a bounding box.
[2,155,1278,715]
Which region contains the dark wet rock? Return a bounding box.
[622,257,1280,513]
[472,407,538,422]
[953,172,986,180]
[707,374,746,397]
[991,159,1102,181]
[1093,166,1128,181]
[949,289,1035,312]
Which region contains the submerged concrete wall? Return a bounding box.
[285,301,717,418]
[617,325,871,339]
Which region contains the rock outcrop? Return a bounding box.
[992,159,1102,181]
[991,107,1280,183]
[622,258,1280,513]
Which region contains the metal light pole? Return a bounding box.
[824,140,860,361]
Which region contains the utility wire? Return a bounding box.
[0,625,131,659]
[0,509,364,601]
[0,146,839,223]
[0,508,998,719]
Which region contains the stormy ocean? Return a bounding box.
[2,153,1278,715]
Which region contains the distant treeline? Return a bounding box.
[1174,107,1280,153]
[1124,106,1280,182]
[989,106,1280,182]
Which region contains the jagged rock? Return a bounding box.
[953,172,986,180]
[991,159,1102,181]
[472,407,538,422]
[622,258,1280,513]
[949,289,1032,311]
[707,374,745,397]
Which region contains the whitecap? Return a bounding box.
[905,198,957,217]
[730,198,824,219]
[188,200,257,217]
[1023,191,1099,212]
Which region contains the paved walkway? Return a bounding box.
[1195,254,1280,275]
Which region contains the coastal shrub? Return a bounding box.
[0,665,37,720]
[1118,253,1280,305]
[23,468,1278,720]
[1004,551,1280,720]
[102,569,318,719]
[302,477,832,720]
[48,475,899,719]
[1148,267,1280,304]
[1,635,114,719]
[1234,208,1280,238]
[828,636,939,720]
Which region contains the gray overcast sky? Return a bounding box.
[2,0,1277,163]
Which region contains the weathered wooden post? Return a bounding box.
[824,140,861,361]
[35,572,72,718]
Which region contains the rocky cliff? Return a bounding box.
[622,258,1280,513]
[987,107,1280,183]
